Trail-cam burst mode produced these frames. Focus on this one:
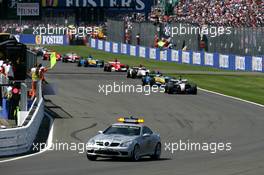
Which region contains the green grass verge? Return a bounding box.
[175,74,264,105]
[46,45,224,72]
[45,45,264,105]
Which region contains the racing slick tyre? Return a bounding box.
[168,88,174,94]
[167,85,174,94]
[131,72,137,79]
[150,79,155,87]
[87,154,97,161]
[104,66,109,72]
[164,86,168,93]
[131,144,141,161]
[192,87,198,95]
[142,79,148,86]
[100,61,104,68]
[151,142,161,160]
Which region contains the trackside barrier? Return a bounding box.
[18,34,69,45]
[26,50,37,72]
[90,38,264,72]
[0,81,44,157]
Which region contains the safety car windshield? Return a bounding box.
[103,125,141,136]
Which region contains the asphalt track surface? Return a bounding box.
[1,61,264,175]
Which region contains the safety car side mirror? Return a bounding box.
[143,133,151,137]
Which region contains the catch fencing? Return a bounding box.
[90,38,264,72]
[106,19,264,57]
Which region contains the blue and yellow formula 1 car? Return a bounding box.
[142,71,173,86]
[77,56,104,67]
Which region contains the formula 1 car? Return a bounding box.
[77,56,104,67]
[127,66,150,79]
[165,78,197,95]
[86,117,161,161]
[43,51,62,61]
[104,60,129,72]
[142,71,172,86]
[62,53,81,63]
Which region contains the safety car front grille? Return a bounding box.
[110,143,120,147]
[96,142,104,146]
[94,150,119,156]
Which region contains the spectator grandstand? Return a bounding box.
[113,0,263,27]
[171,0,263,27]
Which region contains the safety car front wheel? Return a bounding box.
[87,154,97,161]
[131,144,141,161]
[151,142,161,160]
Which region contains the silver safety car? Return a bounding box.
[86,117,161,161]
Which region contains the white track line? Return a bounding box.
[0,112,54,163]
[199,88,264,108]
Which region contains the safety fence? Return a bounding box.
[106,19,264,57]
[90,38,264,72]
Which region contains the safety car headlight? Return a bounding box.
[120,140,133,147]
[87,139,95,146]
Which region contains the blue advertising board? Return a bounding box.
[19,34,68,45]
[90,38,264,72]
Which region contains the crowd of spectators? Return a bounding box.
[0,20,65,34]
[123,16,133,44]
[173,0,263,27]
[0,20,107,37]
[114,13,145,23]
[1,0,263,34]
[130,13,146,23]
[0,21,25,33]
[148,7,172,24]
[148,0,263,27]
